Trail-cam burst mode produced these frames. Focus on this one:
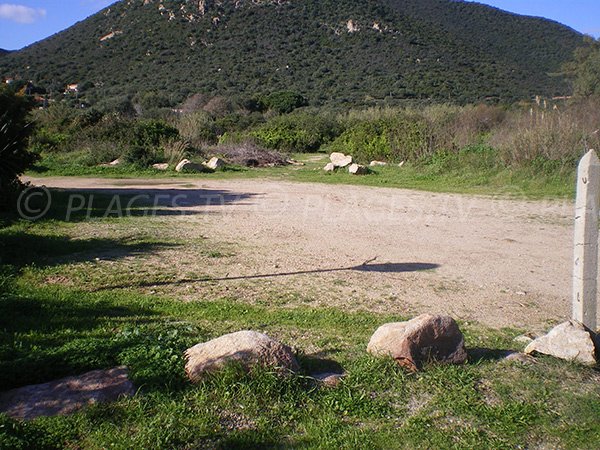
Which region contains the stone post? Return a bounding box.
[573,149,600,331]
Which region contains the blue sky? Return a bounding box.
[0,0,599,51]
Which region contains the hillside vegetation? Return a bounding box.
[0,0,584,106]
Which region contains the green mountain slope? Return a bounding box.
[0,0,584,105]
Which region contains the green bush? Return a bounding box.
[250,113,342,152]
[132,120,179,149]
[326,114,432,163]
[0,85,38,210]
[263,91,308,114]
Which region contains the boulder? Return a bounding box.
[176,159,212,173]
[152,163,169,170]
[367,314,468,371]
[370,160,387,167]
[524,320,598,366]
[348,163,369,175]
[323,162,336,172]
[204,157,226,170]
[184,330,299,382]
[330,152,353,168]
[0,366,134,420]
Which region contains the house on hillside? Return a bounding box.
[65,83,79,93]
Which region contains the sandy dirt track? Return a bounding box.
[25,176,585,330]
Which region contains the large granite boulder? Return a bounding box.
[184,330,299,382]
[367,314,468,371]
[330,152,353,168]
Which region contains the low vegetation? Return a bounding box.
[19,93,598,199]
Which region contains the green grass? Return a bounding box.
[27,152,576,200]
[1,189,597,449]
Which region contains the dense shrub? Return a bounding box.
[263,91,308,114]
[326,113,433,163]
[176,111,221,146]
[250,113,342,152]
[0,86,38,209]
[132,120,179,149]
[490,99,600,168]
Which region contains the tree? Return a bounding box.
[565,37,600,97]
[0,85,38,210]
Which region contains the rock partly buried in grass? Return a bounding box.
[99,158,121,167]
[184,330,299,382]
[348,163,370,175]
[367,314,468,371]
[370,160,387,167]
[330,152,353,168]
[524,320,598,366]
[204,157,226,170]
[323,162,336,172]
[0,366,134,420]
[176,159,213,173]
[312,372,344,388]
[152,163,169,170]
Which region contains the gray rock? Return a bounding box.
[176,159,212,173]
[152,163,169,170]
[348,163,369,175]
[312,372,344,388]
[184,330,299,382]
[330,152,353,168]
[0,366,134,420]
[367,314,468,371]
[323,162,336,172]
[204,157,226,170]
[503,352,535,364]
[524,320,598,366]
[369,160,387,167]
[513,334,536,346]
[99,158,121,167]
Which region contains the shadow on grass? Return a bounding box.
[468,347,516,363]
[0,289,166,390]
[0,230,180,267]
[93,262,440,291]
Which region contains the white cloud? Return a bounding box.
[0,3,46,24]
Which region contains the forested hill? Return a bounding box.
[0,49,10,57]
[0,0,584,106]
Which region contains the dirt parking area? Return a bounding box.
[26,176,581,330]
